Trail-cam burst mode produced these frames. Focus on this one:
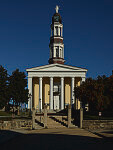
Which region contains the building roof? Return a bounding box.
[26,63,88,72]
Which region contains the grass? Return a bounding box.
[0,111,12,116]
[0,111,31,121]
[84,115,113,120]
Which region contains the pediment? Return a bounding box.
[26,64,87,72]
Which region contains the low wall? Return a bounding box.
[83,120,113,130]
[0,119,32,130]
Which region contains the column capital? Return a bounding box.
[71,77,75,80]
[61,77,64,80]
[50,77,53,80]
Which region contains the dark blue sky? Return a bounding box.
[0,0,113,78]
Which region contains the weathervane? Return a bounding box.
[55,5,59,13]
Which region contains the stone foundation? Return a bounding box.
[0,119,32,130]
[83,120,113,130]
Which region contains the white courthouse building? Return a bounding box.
[26,6,87,111]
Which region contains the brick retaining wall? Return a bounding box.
[83,120,113,130]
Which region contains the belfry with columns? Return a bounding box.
[26,6,87,111]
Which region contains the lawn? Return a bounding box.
[0,111,12,116]
[84,114,113,120]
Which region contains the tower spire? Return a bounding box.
[55,5,59,13]
[48,6,65,64]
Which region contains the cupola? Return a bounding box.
[48,5,65,64]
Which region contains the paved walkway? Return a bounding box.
[90,129,113,140]
[0,128,113,150]
[26,128,101,138]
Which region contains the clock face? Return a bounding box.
[54,16,59,22]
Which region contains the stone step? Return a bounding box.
[33,123,44,129]
[47,126,66,129]
[47,117,68,128]
[34,115,77,129]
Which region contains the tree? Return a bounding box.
[0,65,9,109]
[104,75,113,111]
[75,75,112,112]
[75,78,98,112]
[9,69,28,107]
[94,75,110,111]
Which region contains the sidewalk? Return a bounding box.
[0,127,101,145]
[90,129,113,140]
[26,128,102,138]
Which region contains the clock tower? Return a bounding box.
[49,5,65,64]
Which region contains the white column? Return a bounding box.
[39,77,42,110]
[54,47,56,57]
[61,77,64,110]
[71,77,75,104]
[58,27,60,36]
[61,26,63,36]
[28,77,32,110]
[50,77,53,110]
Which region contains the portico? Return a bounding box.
[26,64,87,111]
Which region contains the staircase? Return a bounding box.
[47,116,67,128]
[34,115,77,129]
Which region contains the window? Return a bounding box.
[56,46,59,57]
[55,26,58,36]
[53,84,61,92]
[54,85,58,92]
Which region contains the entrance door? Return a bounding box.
[54,95,59,110]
